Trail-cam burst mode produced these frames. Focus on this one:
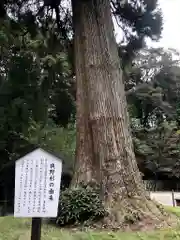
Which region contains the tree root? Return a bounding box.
[95,196,178,231]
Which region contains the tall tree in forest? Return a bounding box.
[72,0,162,182]
[1,0,167,226]
[71,0,166,226]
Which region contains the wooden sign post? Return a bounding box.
[31,218,42,240]
[14,148,62,240]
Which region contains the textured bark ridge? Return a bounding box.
[71,0,172,228]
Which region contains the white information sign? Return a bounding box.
[14,148,62,218]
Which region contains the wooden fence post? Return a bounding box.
[172,190,175,207]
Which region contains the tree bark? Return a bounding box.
[72,0,168,227]
[71,0,98,184]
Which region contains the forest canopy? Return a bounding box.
[0,0,178,181]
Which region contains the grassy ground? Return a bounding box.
[1,207,180,240]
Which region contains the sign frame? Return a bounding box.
[14,148,62,240]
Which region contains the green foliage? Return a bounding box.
[127,48,180,126]
[28,121,76,161]
[0,17,75,191]
[127,48,180,178]
[116,0,163,65]
[133,121,180,178]
[0,17,74,158]
[56,183,107,226]
[1,0,162,68]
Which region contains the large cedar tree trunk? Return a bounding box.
[72,0,168,227]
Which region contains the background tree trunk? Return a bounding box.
[72,0,168,227]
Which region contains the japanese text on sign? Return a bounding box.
[14,148,62,218]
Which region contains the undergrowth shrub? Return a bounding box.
[56,182,107,226]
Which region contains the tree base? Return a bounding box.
[93,197,177,231]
